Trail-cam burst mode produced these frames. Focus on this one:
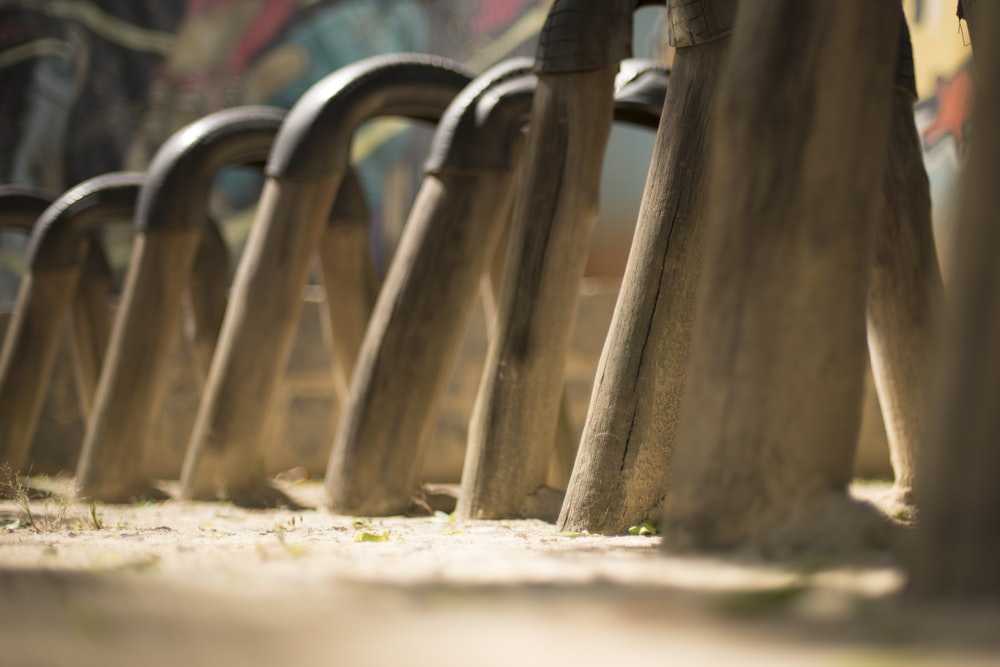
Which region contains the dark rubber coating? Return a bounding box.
[0,185,55,231]
[424,57,536,173]
[535,0,658,74]
[612,59,669,129]
[666,0,738,48]
[426,58,668,174]
[27,172,144,271]
[140,105,287,231]
[267,54,473,178]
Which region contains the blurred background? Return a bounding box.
[0,0,973,293]
[0,0,668,297]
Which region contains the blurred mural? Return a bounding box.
[905,0,974,277]
[0,0,976,298]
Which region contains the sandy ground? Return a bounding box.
[1,475,998,667]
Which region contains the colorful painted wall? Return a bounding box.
[0,1,554,296]
[905,0,974,276]
[0,2,977,293]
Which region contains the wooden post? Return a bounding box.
[0,173,142,478]
[76,230,202,501]
[316,168,376,399]
[0,270,81,475]
[457,0,639,521]
[327,172,520,515]
[0,187,54,478]
[325,58,669,513]
[324,60,533,516]
[560,32,731,536]
[908,0,1000,599]
[180,56,472,505]
[662,1,900,554]
[186,218,231,383]
[458,68,618,520]
[76,107,287,501]
[866,27,943,507]
[181,175,344,504]
[68,241,114,418]
[481,224,580,491]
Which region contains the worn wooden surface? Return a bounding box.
[559,39,728,535]
[478,203,579,491]
[866,85,943,504]
[181,175,342,505]
[663,1,900,553]
[0,270,81,476]
[326,171,517,515]
[909,0,1000,598]
[68,242,113,419]
[316,215,376,399]
[186,219,231,383]
[76,229,203,502]
[458,67,618,520]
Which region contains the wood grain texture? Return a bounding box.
[181,175,341,505]
[663,1,900,553]
[559,39,728,535]
[0,270,80,476]
[317,216,376,400]
[326,171,516,515]
[68,242,113,419]
[458,67,617,520]
[866,85,943,504]
[480,205,579,492]
[909,0,1000,598]
[187,218,231,383]
[76,229,202,502]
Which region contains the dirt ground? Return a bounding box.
[1,475,998,667]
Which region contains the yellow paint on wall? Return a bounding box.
[903,0,973,99]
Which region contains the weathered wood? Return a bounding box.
[180,57,472,505]
[662,1,900,554]
[479,208,578,491]
[326,171,517,515]
[181,175,342,504]
[68,241,113,419]
[75,108,290,499]
[0,270,81,475]
[457,67,618,520]
[908,0,1000,599]
[186,218,231,382]
[559,38,728,535]
[316,171,376,399]
[76,229,203,502]
[318,225,372,397]
[866,85,943,506]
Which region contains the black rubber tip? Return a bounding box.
[267,54,473,178]
[27,172,144,271]
[0,185,55,231]
[140,106,287,231]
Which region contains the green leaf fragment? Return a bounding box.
[628,521,660,536]
[354,530,390,543]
